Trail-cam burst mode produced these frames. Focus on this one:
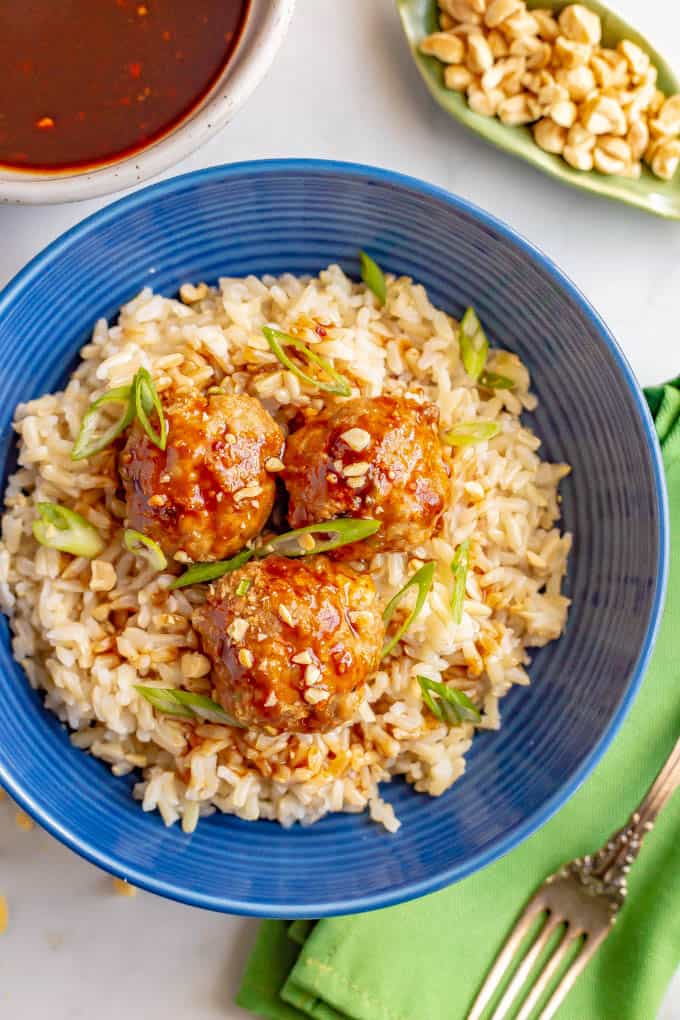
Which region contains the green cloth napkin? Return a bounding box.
[238,379,680,1020]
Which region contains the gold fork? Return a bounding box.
[467,733,680,1020]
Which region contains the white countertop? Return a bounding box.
[1,1,679,1017]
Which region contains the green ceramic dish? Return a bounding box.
[397,0,680,219]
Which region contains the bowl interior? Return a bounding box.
[0,161,666,915]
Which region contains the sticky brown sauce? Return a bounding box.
[0,0,249,171]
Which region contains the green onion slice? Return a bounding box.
[418,676,481,725]
[258,518,381,558]
[71,385,135,461]
[359,251,387,305]
[443,421,500,447]
[450,539,470,625]
[262,327,352,397]
[170,548,254,589]
[381,561,436,659]
[32,502,105,559]
[133,368,167,450]
[459,307,488,382]
[236,578,251,597]
[124,529,167,571]
[134,686,244,727]
[478,370,515,390]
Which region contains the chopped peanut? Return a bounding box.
[556,65,595,101]
[533,118,567,154]
[498,93,539,125]
[558,4,601,46]
[563,143,594,170]
[484,0,523,30]
[444,64,474,90]
[468,84,504,116]
[180,652,212,678]
[113,878,138,897]
[488,29,509,57]
[419,32,465,64]
[628,118,649,160]
[90,560,117,592]
[554,36,592,70]
[593,135,630,175]
[550,99,578,128]
[618,39,649,80]
[532,9,559,42]
[466,33,494,74]
[581,94,626,136]
[651,138,680,180]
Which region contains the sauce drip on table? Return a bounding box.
[0,0,249,171]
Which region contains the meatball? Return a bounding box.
[120,390,284,562]
[192,555,384,733]
[282,396,451,555]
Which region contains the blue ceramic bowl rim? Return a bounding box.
[0,159,669,916]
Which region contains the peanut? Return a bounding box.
[466,33,495,73]
[467,83,504,115]
[558,5,601,46]
[532,9,559,42]
[484,0,523,29]
[419,33,466,64]
[533,117,567,153]
[498,92,539,125]
[444,64,475,90]
[651,138,680,179]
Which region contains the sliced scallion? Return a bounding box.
[236,578,251,597]
[262,327,352,397]
[450,539,470,625]
[417,676,481,725]
[258,518,380,558]
[32,502,104,559]
[459,307,488,382]
[133,368,167,450]
[381,561,435,659]
[134,686,244,727]
[478,370,515,390]
[443,421,500,447]
[124,529,167,571]
[71,385,134,461]
[170,548,254,589]
[359,251,387,305]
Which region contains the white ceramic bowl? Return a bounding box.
[0,0,295,205]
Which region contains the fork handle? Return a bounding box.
[588,733,680,889]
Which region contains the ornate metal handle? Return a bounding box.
[567,733,680,908]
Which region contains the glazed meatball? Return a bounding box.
[120,390,284,562]
[282,396,451,555]
[193,555,384,733]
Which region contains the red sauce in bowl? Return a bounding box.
[0,0,249,171]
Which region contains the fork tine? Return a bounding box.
[488,915,561,1020]
[466,896,545,1020]
[538,930,608,1020]
[514,928,582,1020]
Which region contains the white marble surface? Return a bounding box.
[1,1,680,1016]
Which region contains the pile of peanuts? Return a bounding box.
[419,0,680,180]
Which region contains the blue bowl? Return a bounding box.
[0,160,668,917]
